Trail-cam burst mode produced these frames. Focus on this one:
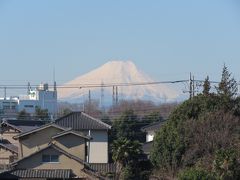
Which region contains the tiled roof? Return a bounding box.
[0,169,72,179]
[52,129,92,140]
[55,112,111,130]
[141,120,166,132]
[0,143,18,154]
[1,120,48,133]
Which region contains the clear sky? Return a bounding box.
[0,0,240,86]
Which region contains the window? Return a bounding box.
[51,155,59,162]
[42,155,59,163]
[24,105,34,108]
[42,155,51,163]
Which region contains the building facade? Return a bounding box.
[0,83,57,119]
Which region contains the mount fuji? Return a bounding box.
[58,61,179,104]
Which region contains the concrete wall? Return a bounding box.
[86,130,108,163]
[16,147,88,178]
[19,126,63,158]
[53,134,86,161]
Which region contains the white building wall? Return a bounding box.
[0,83,57,118]
[146,131,155,142]
[18,100,39,114]
[87,130,108,163]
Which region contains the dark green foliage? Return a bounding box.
[178,168,215,180]
[35,106,49,120]
[217,64,238,99]
[62,108,72,116]
[17,110,31,120]
[203,76,211,96]
[142,111,163,124]
[112,138,142,166]
[213,149,240,180]
[111,138,144,179]
[112,109,145,142]
[150,93,240,177]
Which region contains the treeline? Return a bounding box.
[150,65,240,179]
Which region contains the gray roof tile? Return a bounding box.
[1,169,72,178]
[55,112,111,130]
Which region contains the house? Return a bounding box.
[0,119,47,145]
[54,112,111,163]
[141,121,165,156]
[0,119,47,166]
[1,143,102,179]
[0,112,112,179]
[0,139,18,165]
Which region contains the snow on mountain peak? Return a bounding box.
[58,61,179,103]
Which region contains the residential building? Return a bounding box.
[141,121,165,156]
[0,112,112,179]
[54,112,111,163]
[0,119,47,166]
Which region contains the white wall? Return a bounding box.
[146,131,155,142]
[87,130,108,163]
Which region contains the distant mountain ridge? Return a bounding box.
[58,61,179,103]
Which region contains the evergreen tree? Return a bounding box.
[35,106,49,120]
[202,76,211,96]
[17,110,31,120]
[217,64,238,99]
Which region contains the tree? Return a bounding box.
[203,76,211,96]
[217,64,238,99]
[18,110,31,120]
[35,106,49,120]
[178,167,215,180]
[213,149,240,179]
[112,109,143,141]
[142,111,163,124]
[62,108,72,116]
[111,138,142,179]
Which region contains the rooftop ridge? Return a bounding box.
[81,112,111,129]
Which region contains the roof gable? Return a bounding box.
[55,112,111,130]
[11,143,88,167]
[13,123,67,139]
[0,143,18,154]
[141,120,166,132]
[52,129,92,140]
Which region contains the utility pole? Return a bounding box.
[88,90,91,104]
[112,86,115,106]
[4,87,6,100]
[100,81,104,111]
[188,72,197,99]
[116,86,118,104]
[189,73,193,99]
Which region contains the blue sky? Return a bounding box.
[0,0,240,87]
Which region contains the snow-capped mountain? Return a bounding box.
[58,61,179,104]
